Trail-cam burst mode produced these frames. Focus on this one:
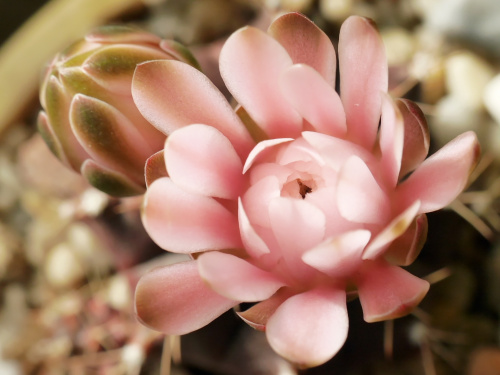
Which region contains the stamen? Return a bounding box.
[297,179,312,199]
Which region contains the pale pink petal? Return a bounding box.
[266,288,348,367]
[135,261,238,335]
[132,60,254,158]
[249,162,293,186]
[243,138,293,173]
[242,175,281,228]
[339,16,388,149]
[165,124,244,199]
[275,137,325,166]
[357,262,430,322]
[198,252,285,302]
[302,131,375,171]
[337,156,390,224]
[384,214,428,266]
[268,12,336,86]
[219,26,302,138]
[238,198,271,258]
[269,197,326,279]
[306,186,360,237]
[280,64,346,137]
[363,200,421,260]
[302,230,371,277]
[142,178,242,253]
[397,99,430,178]
[397,131,480,213]
[379,94,404,188]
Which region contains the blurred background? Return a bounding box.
[1,0,500,374]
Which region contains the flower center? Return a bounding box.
[297,179,312,199]
[281,175,318,199]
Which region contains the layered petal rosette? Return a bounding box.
[38,25,200,196]
[134,13,480,367]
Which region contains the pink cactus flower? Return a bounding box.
[133,13,480,367]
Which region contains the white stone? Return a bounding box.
[381,28,416,66]
[121,343,145,369]
[78,188,109,217]
[107,275,132,311]
[433,94,485,145]
[44,243,85,289]
[0,360,22,375]
[484,74,500,125]
[445,51,495,110]
[319,0,353,22]
[280,0,314,12]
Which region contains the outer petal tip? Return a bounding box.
[266,288,348,367]
[357,263,430,323]
[135,261,238,335]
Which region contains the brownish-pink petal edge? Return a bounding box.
[397,99,430,178]
[135,261,238,335]
[384,214,428,266]
[132,60,254,159]
[268,12,336,87]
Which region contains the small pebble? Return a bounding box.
[445,51,495,110]
[433,94,486,144]
[107,275,132,311]
[381,28,416,66]
[280,0,314,12]
[44,243,85,289]
[319,0,353,22]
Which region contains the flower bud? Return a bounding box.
[38,25,200,196]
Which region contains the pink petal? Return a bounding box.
[198,252,285,302]
[243,138,293,174]
[238,199,271,258]
[339,16,388,149]
[306,186,360,237]
[132,60,254,158]
[302,230,371,277]
[280,64,346,137]
[219,26,302,138]
[268,198,326,280]
[302,131,374,171]
[397,131,480,213]
[397,99,430,178]
[384,214,428,266]
[248,162,294,186]
[266,287,348,367]
[268,12,337,86]
[379,94,404,188]
[357,262,430,322]
[241,175,281,228]
[165,124,244,199]
[275,137,325,166]
[142,178,242,253]
[337,156,390,224]
[135,261,238,335]
[363,200,421,260]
